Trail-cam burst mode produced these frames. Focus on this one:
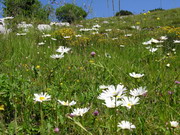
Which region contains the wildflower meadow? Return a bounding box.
[0,8,180,134]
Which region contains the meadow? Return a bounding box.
[0,8,180,134]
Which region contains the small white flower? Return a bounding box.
[56,46,71,54]
[63,36,71,39]
[129,72,144,78]
[58,100,76,106]
[173,40,180,43]
[150,38,163,44]
[121,96,140,109]
[105,29,112,32]
[103,97,122,108]
[71,107,89,116]
[38,42,45,46]
[16,33,27,36]
[112,38,118,40]
[92,24,101,28]
[50,54,64,59]
[166,63,170,67]
[160,36,168,40]
[130,87,147,97]
[149,48,158,53]
[34,92,51,102]
[51,38,57,41]
[75,34,82,37]
[143,40,152,45]
[125,34,132,37]
[98,84,126,100]
[170,121,179,128]
[42,34,51,37]
[118,121,136,130]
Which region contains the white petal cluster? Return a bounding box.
[71,107,89,116]
[34,92,51,102]
[118,121,136,130]
[98,84,126,100]
[143,38,163,45]
[56,46,71,55]
[129,72,144,78]
[170,121,179,128]
[58,100,76,106]
[130,87,147,97]
[121,96,140,109]
[103,97,122,108]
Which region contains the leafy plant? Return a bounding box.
[56,4,87,23]
[115,10,133,16]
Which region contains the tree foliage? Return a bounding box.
[115,10,133,16]
[56,4,87,23]
[1,0,53,21]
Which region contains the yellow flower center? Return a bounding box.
[127,103,132,107]
[39,97,45,101]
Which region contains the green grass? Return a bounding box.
[0,8,180,134]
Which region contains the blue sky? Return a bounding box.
[42,0,180,19]
[0,0,179,19]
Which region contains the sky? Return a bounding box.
[41,0,180,19]
[0,0,179,19]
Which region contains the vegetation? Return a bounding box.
[1,0,52,21]
[149,8,165,12]
[115,10,133,16]
[0,8,180,134]
[56,4,87,23]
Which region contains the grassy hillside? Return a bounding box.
[0,8,179,134]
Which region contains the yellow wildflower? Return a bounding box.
[0,105,4,110]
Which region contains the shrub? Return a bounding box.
[1,0,52,21]
[149,8,165,12]
[56,4,87,23]
[115,10,133,16]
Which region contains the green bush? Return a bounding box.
[56,4,87,23]
[149,8,165,12]
[115,10,133,16]
[1,0,52,21]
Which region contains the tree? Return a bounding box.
[56,4,87,23]
[115,10,133,16]
[1,0,52,21]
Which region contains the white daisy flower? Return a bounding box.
[170,121,179,128]
[149,48,158,53]
[92,24,101,28]
[38,42,45,46]
[121,96,140,109]
[173,40,180,43]
[118,121,136,130]
[103,97,122,108]
[129,72,144,78]
[58,100,76,106]
[130,87,147,97]
[160,36,168,40]
[56,46,71,54]
[34,92,51,102]
[98,84,126,100]
[70,107,89,116]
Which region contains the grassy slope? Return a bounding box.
[0,8,179,134]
